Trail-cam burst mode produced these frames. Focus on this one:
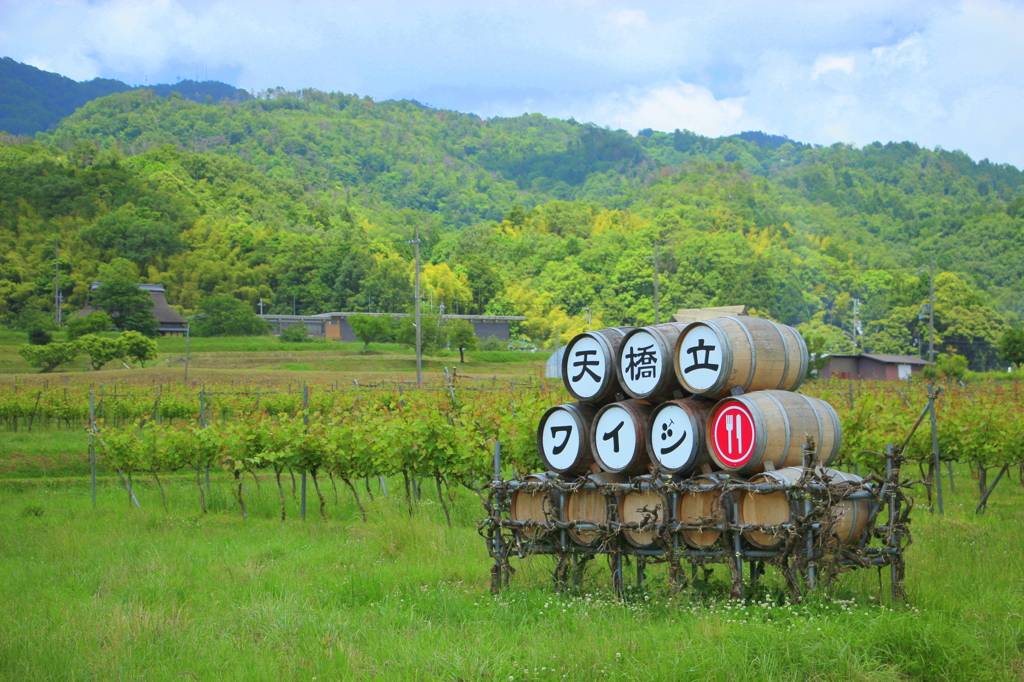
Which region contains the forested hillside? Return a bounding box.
[0,58,250,136]
[2,84,1023,369]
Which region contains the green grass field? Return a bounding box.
[1,468,1022,681]
[0,330,551,384]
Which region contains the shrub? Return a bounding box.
[279,324,310,343]
[27,328,53,345]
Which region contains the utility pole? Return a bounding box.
[405,226,423,386]
[852,298,859,352]
[584,307,592,331]
[652,242,660,325]
[54,238,61,327]
[928,255,936,364]
[258,298,264,315]
[184,322,191,383]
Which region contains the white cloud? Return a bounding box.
[811,55,855,80]
[573,81,758,138]
[1,0,1023,167]
[607,8,648,29]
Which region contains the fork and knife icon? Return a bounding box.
[725,413,743,453]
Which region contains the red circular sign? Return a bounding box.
[712,402,755,467]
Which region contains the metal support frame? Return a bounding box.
[484,445,909,602]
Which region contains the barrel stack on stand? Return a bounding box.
[487,315,909,599]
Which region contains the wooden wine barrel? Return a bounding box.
[510,472,561,540]
[619,475,669,548]
[561,327,634,404]
[673,316,808,399]
[536,403,598,475]
[738,467,870,549]
[617,322,691,402]
[707,390,841,475]
[645,397,716,476]
[565,473,625,545]
[590,400,655,475]
[676,473,732,548]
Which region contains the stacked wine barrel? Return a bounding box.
[514,315,870,551]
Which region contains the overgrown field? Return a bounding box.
[0,329,550,380]
[1,472,1022,681]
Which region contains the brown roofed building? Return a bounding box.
[79,283,188,337]
[671,305,747,324]
[819,353,931,381]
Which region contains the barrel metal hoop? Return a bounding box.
[745,394,769,471]
[798,393,824,463]
[724,316,757,391]
[773,322,791,390]
[822,397,842,465]
[791,329,809,392]
[849,496,859,544]
[708,320,734,395]
[762,391,791,468]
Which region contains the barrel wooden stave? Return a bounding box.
[510,472,561,540]
[561,327,633,405]
[676,473,732,548]
[674,316,808,399]
[645,397,716,476]
[536,403,598,475]
[566,473,625,545]
[619,476,669,548]
[707,390,842,475]
[591,399,655,475]
[738,467,869,549]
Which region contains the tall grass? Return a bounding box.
[1,471,1022,681]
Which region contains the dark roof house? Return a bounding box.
[260,311,527,342]
[79,282,188,337]
[819,353,931,381]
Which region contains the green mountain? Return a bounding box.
[0,57,250,136]
[1,78,1022,370]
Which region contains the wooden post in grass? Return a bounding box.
[201,389,210,495]
[89,390,96,508]
[301,385,308,520]
[976,464,1010,514]
[929,384,944,515]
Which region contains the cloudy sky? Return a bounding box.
[3,0,1023,168]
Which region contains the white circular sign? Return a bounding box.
[677,326,724,392]
[619,330,662,396]
[594,405,637,470]
[650,403,696,471]
[564,335,606,399]
[539,407,581,470]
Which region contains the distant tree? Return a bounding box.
[479,336,504,351]
[19,341,80,373]
[97,258,140,283]
[349,314,394,353]
[279,324,309,343]
[935,353,968,382]
[193,296,269,337]
[448,319,477,363]
[118,331,158,367]
[12,307,54,332]
[27,328,52,345]
[799,331,832,379]
[998,327,1024,368]
[90,280,158,337]
[77,334,122,370]
[66,312,113,340]
[80,203,184,263]
[397,313,446,354]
